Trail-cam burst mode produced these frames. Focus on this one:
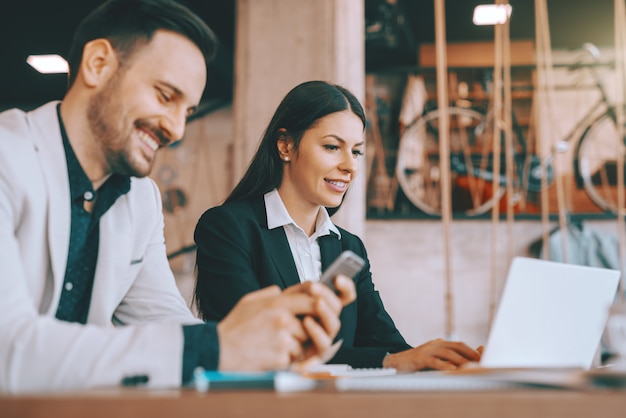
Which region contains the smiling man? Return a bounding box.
[0,0,355,393]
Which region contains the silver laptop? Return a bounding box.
[480,256,620,370]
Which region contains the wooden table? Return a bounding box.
[2,387,626,418]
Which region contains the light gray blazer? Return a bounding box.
[0,102,200,393]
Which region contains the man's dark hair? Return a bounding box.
[67,0,217,88]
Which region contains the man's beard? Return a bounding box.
[86,74,151,178]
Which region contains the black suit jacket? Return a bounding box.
[194,198,411,368]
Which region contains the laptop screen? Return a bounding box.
[480,257,620,370]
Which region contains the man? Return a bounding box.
[0,0,355,393]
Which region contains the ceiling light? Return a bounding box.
[27,54,69,74]
[473,4,513,26]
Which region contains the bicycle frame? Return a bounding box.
[497,47,616,194]
[394,44,621,216]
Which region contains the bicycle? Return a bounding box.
[395,43,624,217]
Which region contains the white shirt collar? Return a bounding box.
[264,189,341,239]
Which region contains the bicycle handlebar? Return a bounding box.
[565,42,613,72]
[581,42,601,60]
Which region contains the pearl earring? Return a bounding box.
[283,156,290,162]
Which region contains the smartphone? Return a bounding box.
[320,250,365,293]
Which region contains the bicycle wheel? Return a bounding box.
[575,107,626,214]
[395,106,506,216]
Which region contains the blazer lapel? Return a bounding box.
[265,227,301,288]
[253,199,300,289]
[88,195,133,323]
[318,231,342,271]
[30,102,71,295]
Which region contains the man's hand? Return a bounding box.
[216,275,355,371]
[382,338,482,372]
[286,275,356,371]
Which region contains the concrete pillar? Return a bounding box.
[233,0,365,237]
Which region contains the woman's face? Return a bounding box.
[279,110,364,211]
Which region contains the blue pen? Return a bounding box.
[193,368,276,392]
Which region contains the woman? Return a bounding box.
[194,80,481,370]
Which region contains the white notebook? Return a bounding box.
[335,371,524,391]
[305,364,397,378]
[334,367,588,392]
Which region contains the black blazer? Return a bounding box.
[194,197,411,368]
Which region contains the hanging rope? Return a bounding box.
[614,0,626,302]
[502,1,516,266]
[434,0,455,340]
[534,0,550,260]
[534,0,570,262]
[488,2,505,325]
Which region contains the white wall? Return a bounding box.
[366,219,621,348]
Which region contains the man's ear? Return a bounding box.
[79,38,119,88]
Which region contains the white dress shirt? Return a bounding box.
[264,189,341,282]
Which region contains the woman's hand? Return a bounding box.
[382,338,482,372]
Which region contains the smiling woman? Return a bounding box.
[192,80,482,371]
[274,109,364,233]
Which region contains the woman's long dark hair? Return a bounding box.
[225,80,366,215]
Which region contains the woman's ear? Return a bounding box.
[276,129,293,161]
[78,38,119,88]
